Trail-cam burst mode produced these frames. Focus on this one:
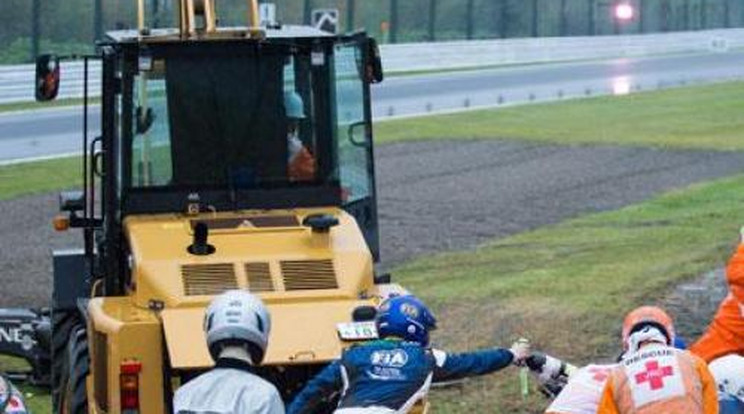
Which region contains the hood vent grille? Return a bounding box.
[181,263,238,296]
[245,262,275,292]
[281,259,338,291]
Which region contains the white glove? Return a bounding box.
[537,355,564,384]
[739,225,744,243]
[510,338,531,366]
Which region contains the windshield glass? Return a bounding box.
[130,44,326,189]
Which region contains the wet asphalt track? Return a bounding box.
[2,51,744,162]
[1,139,742,308]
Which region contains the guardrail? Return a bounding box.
[380,28,744,72]
[1,28,743,104]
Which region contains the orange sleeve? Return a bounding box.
[726,243,744,302]
[288,147,316,182]
[689,294,744,362]
[696,357,720,414]
[596,380,621,414]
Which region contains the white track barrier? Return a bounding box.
[0,28,743,104]
[380,28,744,72]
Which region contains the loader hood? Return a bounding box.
[123,208,374,309]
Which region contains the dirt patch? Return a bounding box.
[377,140,744,268]
[663,267,729,343]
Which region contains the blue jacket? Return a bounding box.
[287,339,514,414]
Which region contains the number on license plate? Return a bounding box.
[337,322,378,341]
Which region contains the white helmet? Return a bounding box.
[204,290,271,364]
[709,354,744,400]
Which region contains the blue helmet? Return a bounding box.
[375,295,437,346]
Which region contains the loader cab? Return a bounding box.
[83,27,383,294]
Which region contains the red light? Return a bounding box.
[615,4,634,20]
[120,360,141,411]
[120,360,142,375]
[120,374,139,410]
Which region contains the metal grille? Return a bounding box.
[181,263,238,295]
[245,262,275,292]
[281,259,338,291]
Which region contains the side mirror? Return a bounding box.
[365,38,383,84]
[35,54,61,102]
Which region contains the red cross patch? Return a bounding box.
[634,360,674,390]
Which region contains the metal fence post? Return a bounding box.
[151,0,160,28]
[532,0,539,37]
[588,0,595,35]
[701,0,707,29]
[304,0,312,26]
[31,0,40,62]
[560,0,567,36]
[390,0,398,43]
[499,0,508,38]
[94,0,103,42]
[428,0,437,41]
[466,0,474,39]
[346,0,355,32]
[724,0,731,28]
[639,0,645,33]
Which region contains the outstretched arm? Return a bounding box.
[432,340,529,382]
[431,348,514,382]
[287,360,343,414]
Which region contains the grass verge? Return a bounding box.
[0,157,80,202]
[394,173,744,413]
[376,81,744,151]
[0,97,98,114]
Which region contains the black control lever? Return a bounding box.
[188,222,215,255]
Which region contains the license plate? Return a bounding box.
[337,321,378,341]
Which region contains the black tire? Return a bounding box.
[51,311,78,409]
[58,325,89,414]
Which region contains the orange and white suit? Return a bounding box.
[546,364,615,414]
[288,146,316,182]
[288,134,316,182]
[596,344,719,414]
[690,242,744,362]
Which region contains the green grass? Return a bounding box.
[0,356,50,413]
[395,173,744,413]
[0,157,81,201]
[376,81,744,151]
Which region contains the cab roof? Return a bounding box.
[105,25,334,45]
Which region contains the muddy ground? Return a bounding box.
[0,139,742,312]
